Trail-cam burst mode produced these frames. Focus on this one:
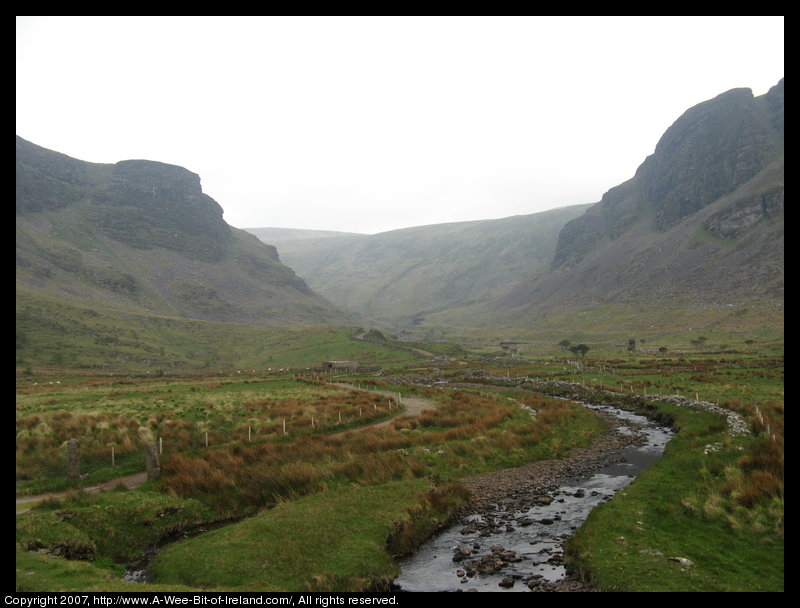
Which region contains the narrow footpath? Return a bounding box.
[329,383,436,434]
[16,473,148,513]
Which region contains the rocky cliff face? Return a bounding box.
[16,138,236,263]
[93,159,232,262]
[643,83,782,231]
[16,136,98,214]
[553,79,784,270]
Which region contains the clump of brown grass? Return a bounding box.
[723,435,784,508]
[333,451,424,485]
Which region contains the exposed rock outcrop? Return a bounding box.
[553,79,784,269]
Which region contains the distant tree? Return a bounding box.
[658,346,668,355]
[569,344,590,358]
[690,336,708,349]
[558,339,571,350]
[627,338,636,352]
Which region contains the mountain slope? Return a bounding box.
[489,79,783,325]
[16,136,347,328]
[248,204,591,327]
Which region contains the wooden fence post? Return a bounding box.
[66,438,80,479]
[144,443,161,481]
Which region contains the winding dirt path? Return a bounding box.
[16,472,149,512]
[329,383,436,435]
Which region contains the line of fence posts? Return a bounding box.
[63,388,405,480]
[64,438,161,481]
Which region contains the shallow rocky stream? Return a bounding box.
[392,403,673,592]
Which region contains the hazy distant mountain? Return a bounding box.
[245,227,365,244]
[248,205,592,327]
[16,136,347,327]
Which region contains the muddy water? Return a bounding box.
[393,404,673,592]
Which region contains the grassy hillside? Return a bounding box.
[245,227,365,243]
[16,290,420,372]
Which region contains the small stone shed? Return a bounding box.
[321,360,360,371]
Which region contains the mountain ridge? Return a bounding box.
[552,79,784,271]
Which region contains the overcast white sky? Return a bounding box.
[16,16,784,235]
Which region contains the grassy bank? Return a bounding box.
[565,401,783,591]
[16,487,215,592]
[150,481,466,591]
